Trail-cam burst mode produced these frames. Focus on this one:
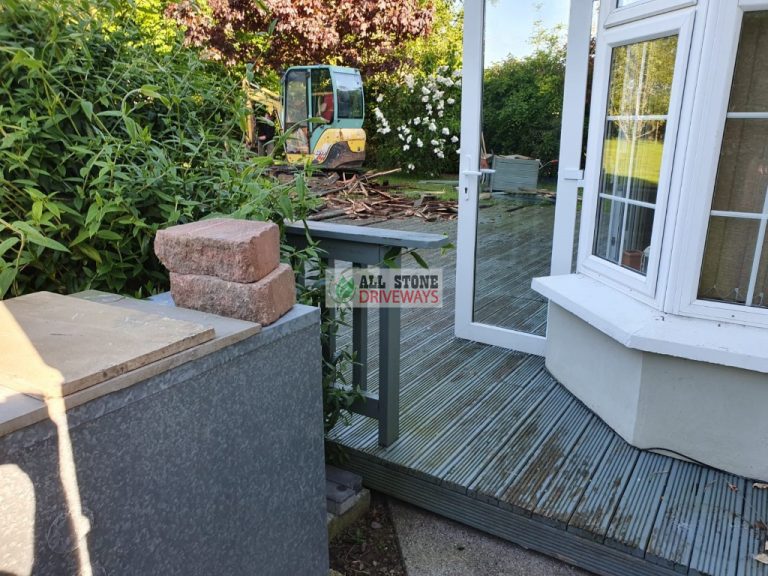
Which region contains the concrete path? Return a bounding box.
[389,499,592,576]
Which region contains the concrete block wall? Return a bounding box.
[0,305,327,576]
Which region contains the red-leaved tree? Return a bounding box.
[167,0,436,75]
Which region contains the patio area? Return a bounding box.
[329,196,768,576]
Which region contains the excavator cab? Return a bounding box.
[281,65,366,169]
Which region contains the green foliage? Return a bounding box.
[0,0,319,298]
[392,0,463,78]
[482,22,566,177]
[367,67,462,176]
[0,0,364,438]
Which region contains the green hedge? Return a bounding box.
[0,0,315,298]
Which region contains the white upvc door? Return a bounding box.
[454,0,595,355]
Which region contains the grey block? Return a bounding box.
[326,465,363,492]
[0,303,327,576]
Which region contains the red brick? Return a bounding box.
[155,219,280,283]
[170,264,296,326]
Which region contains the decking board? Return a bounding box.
[532,417,615,528]
[646,460,708,572]
[604,452,673,556]
[328,204,768,576]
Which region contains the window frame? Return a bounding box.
[669,0,768,327]
[578,8,696,305]
[604,0,697,28]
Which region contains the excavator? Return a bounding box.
[250,65,367,170]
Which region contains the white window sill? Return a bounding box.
[532,273,768,374]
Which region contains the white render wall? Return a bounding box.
[546,303,768,482]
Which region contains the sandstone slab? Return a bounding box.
[170,264,296,326]
[155,218,280,283]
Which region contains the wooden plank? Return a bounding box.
[409,355,544,475]
[604,452,673,556]
[467,385,577,504]
[645,460,708,572]
[343,451,681,576]
[689,470,745,576]
[0,292,215,398]
[498,402,594,514]
[736,481,768,576]
[285,220,451,249]
[359,345,527,463]
[568,437,640,542]
[438,370,557,492]
[532,417,615,528]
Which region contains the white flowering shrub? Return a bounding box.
[367,66,461,176]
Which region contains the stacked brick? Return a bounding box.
[155,219,295,326]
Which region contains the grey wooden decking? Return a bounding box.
[328,198,768,576]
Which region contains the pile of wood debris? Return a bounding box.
[302,169,459,222]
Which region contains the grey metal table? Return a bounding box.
[285,220,450,446]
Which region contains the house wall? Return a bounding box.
[544,303,643,442]
[546,303,768,481]
[0,305,328,576]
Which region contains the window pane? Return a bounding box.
[311,68,333,123]
[595,197,625,263]
[593,35,677,276]
[728,12,768,113]
[752,232,768,307]
[608,36,678,117]
[284,70,308,125]
[335,73,364,119]
[602,119,667,204]
[711,120,768,213]
[594,199,655,273]
[699,217,759,305]
[698,11,768,309]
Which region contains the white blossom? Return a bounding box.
[438,110,444,118]
[421,86,430,95]
[428,122,437,132]
[413,117,421,126]
[407,163,415,171]
[430,139,439,146]
[421,95,430,103]
[376,94,384,103]
[403,144,410,151]
[442,127,450,136]
[406,135,412,143]
[404,74,415,90]
[447,97,456,105]
[451,135,459,143]
[416,138,424,148]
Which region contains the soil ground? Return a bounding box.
[329,492,407,576]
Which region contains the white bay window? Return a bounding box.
[579,8,694,302]
[532,0,768,482]
[697,12,768,309]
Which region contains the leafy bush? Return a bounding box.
[0,0,318,298]
[482,25,567,177]
[367,67,462,176]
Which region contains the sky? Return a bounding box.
[483,0,571,66]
